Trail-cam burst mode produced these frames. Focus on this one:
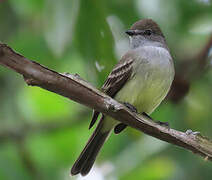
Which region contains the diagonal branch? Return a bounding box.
[168,34,212,102]
[0,43,212,161]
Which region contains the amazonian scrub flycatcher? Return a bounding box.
[71,19,175,176]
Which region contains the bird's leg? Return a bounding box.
[142,112,170,128]
[114,123,127,134]
[121,103,170,130]
[142,112,152,120]
[114,102,137,134]
[123,102,137,113]
[155,121,170,128]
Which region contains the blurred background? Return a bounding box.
[0,0,212,179]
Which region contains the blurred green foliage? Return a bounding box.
[0,0,212,179]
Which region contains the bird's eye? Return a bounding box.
[144,29,152,36]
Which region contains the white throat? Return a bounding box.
[129,35,167,50]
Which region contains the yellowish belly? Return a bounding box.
[114,66,173,114]
[102,46,174,132]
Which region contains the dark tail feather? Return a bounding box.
[71,118,110,176]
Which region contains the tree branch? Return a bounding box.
[168,34,212,102]
[0,43,212,161]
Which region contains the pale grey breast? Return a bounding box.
[116,46,174,114]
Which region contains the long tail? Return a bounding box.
[71,118,111,176]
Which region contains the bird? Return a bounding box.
[71,18,175,176]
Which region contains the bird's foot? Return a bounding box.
[114,102,137,135]
[114,123,127,134]
[123,102,137,113]
[142,112,169,129]
[142,112,153,120]
[156,121,170,129]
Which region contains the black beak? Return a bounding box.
[125,29,145,36]
[125,30,135,36]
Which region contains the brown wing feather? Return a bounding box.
[89,111,100,129]
[102,59,133,96]
[89,53,134,129]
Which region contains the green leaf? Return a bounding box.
[73,0,116,83]
[17,86,75,122]
[43,0,79,57]
[9,0,44,17]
